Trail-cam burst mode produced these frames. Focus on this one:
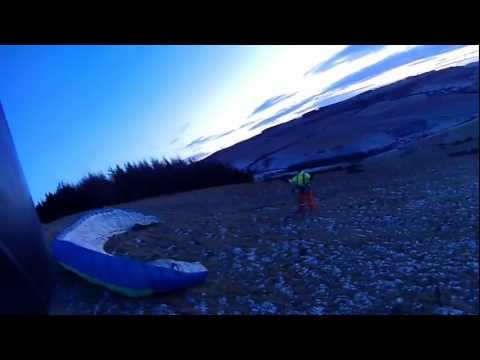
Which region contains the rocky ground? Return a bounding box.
[46,121,479,315]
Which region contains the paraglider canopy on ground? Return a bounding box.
[52,209,208,297]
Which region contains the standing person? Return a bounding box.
[289,169,315,215]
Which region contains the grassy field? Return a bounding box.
[45,120,479,315]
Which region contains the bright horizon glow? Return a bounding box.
[0,45,478,203]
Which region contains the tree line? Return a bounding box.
[36,158,252,223]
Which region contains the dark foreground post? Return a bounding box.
[0,103,55,314]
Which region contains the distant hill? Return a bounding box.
[205,62,479,175]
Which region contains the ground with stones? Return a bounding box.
[44,121,479,315]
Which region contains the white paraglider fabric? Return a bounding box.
[57,208,207,273]
[59,209,158,254]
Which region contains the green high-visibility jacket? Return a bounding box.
[289,170,311,187]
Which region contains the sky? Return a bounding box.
[0,45,478,203]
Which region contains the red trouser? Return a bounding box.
[297,189,315,212]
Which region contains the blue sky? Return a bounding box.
[0,45,478,203]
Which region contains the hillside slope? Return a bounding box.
[44,120,479,315]
[206,63,479,174]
